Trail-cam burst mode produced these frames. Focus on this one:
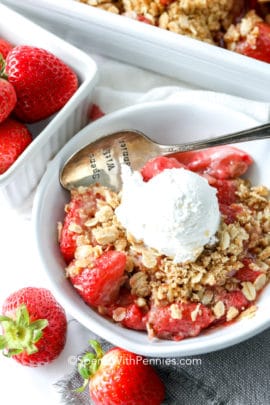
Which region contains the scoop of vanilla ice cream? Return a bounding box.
[115,165,220,263]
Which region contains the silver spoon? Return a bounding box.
[60,123,270,191]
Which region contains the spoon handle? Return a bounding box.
[159,122,270,154]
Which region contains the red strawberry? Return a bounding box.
[0,118,32,174]
[104,289,147,330]
[5,45,78,122]
[211,290,250,326]
[0,78,17,124]
[59,188,97,263]
[0,38,13,59]
[89,104,105,121]
[70,251,127,307]
[147,302,213,341]
[217,290,250,311]
[119,303,147,330]
[173,146,253,179]
[212,178,238,206]
[235,267,262,282]
[78,340,165,405]
[219,203,243,224]
[235,21,270,63]
[136,15,153,24]
[0,287,67,367]
[210,178,242,222]
[141,155,186,181]
[159,0,174,6]
[235,259,263,282]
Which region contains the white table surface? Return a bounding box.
[0,202,94,404]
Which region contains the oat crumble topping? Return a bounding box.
[64,177,270,324]
[79,0,235,44]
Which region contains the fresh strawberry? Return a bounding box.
[235,21,270,63]
[173,146,253,179]
[0,287,67,367]
[69,251,127,307]
[147,302,213,341]
[141,155,186,181]
[78,340,165,405]
[0,38,13,59]
[0,118,32,174]
[59,188,97,263]
[5,45,78,122]
[0,78,17,124]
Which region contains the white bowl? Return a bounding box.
[0,4,98,208]
[33,100,270,357]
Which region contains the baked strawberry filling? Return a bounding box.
[58,145,270,341]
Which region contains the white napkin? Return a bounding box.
[92,59,270,123]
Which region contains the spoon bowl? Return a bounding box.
[60,123,270,190]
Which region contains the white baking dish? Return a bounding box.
[0,4,98,209]
[4,0,270,102]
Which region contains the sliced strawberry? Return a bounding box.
[147,302,213,341]
[118,304,147,330]
[217,290,250,311]
[137,15,153,24]
[211,290,251,325]
[103,289,146,330]
[173,146,253,179]
[140,156,186,181]
[213,178,238,205]
[59,189,96,263]
[159,0,174,5]
[219,203,243,224]
[235,267,262,282]
[70,251,127,307]
[235,21,270,63]
[235,259,263,282]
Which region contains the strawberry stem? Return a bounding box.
[76,339,104,392]
[0,304,48,357]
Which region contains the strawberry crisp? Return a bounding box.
[78,0,270,63]
[58,146,270,341]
